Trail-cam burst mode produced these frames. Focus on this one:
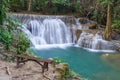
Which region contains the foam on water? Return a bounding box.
[83,48,116,53]
[34,43,74,50]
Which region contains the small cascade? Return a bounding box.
[11,13,77,47]
[77,32,116,50]
[75,18,89,30]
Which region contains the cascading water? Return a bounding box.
[9,13,116,50]
[11,13,77,48]
[75,18,89,30]
[77,32,116,50]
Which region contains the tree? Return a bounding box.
[28,0,32,11]
[104,1,112,40]
[101,0,112,41]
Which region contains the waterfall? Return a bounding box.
[9,13,116,50]
[11,13,77,47]
[77,32,116,50]
[75,18,89,30]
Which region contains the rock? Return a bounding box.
[48,58,54,61]
[79,18,97,29]
[76,30,82,40]
[86,21,97,29]
[54,63,69,80]
[111,40,120,52]
[97,24,106,29]
[111,31,120,40]
[54,72,63,80]
[79,18,88,24]
[77,32,118,50]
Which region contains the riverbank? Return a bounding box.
[0,42,83,80]
[0,59,83,80]
[0,60,54,80]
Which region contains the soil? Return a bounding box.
[0,60,55,80]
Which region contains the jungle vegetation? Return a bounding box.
[0,0,120,54]
[8,0,120,40]
[0,0,30,59]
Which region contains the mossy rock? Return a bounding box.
[54,63,69,80]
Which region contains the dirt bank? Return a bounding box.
[0,60,55,80]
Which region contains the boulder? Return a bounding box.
[79,18,97,29]
[111,31,120,40]
[86,21,97,29]
[54,63,69,80]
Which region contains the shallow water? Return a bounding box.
[32,46,120,80]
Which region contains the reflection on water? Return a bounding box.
[32,46,120,80]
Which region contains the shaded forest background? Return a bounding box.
[8,0,120,27]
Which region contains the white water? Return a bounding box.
[13,14,78,48]
[24,19,72,47]
[11,13,116,51]
[77,32,116,50]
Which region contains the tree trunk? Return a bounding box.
[104,3,112,41]
[28,0,32,11]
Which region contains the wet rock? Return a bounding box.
[76,30,82,40]
[111,40,120,52]
[54,63,69,80]
[111,31,120,40]
[87,21,97,29]
[79,18,97,29]
[93,40,117,50]
[79,18,88,24]
[77,32,118,50]
[97,24,106,29]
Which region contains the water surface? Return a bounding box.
[32,46,120,80]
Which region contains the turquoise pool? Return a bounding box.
[32,45,120,80]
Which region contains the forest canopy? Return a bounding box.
[8,0,120,26]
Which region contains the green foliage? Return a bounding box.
[16,32,30,55]
[8,0,76,14]
[5,0,120,27]
[0,0,8,25]
[9,0,27,12]
[0,16,30,56]
[101,0,113,6]
[4,16,20,32]
[64,69,80,79]
[112,20,120,29]
[0,0,31,61]
[0,29,13,49]
[53,57,65,64]
[69,70,79,77]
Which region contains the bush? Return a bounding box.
[16,32,30,55]
[0,29,13,50]
[112,20,120,29]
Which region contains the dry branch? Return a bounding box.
[43,74,52,80]
[6,66,11,75]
